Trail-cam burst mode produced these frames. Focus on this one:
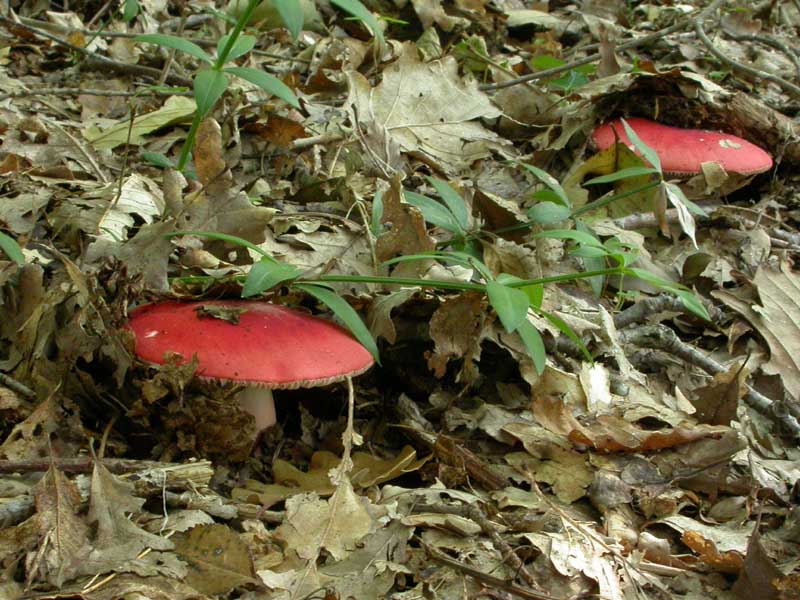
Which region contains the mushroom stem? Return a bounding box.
[236,387,277,431]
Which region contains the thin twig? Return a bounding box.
[0,457,184,474]
[0,372,36,399]
[421,541,564,600]
[0,15,192,87]
[621,324,800,437]
[480,0,725,92]
[0,87,192,102]
[16,16,313,62]
[41,116,109,183]
[415,503,539,589]
[693,18,800,99]
[721,28,800,80]
[615,294,724,329]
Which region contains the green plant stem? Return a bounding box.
[171,267,624,292]
[570,180,661,217]
[175,125,203,172]
[176,0,261,172]
[215,0,260,67]
[441,180,663,247]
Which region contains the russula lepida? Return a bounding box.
[127,301,375,431]
[592,117,773,179]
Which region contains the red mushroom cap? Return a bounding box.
[592,117,773,177]
[127,301,374,389]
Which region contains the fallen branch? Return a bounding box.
[621,324,800,438]
[422,540,564,600]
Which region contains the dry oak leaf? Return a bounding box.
[427,292,488,383]
[714,261,800,403]
[172,523,257,596]
[30,464,91,587]
[375,174,436,277]
[568,415,732,452]
[346,42,510,175]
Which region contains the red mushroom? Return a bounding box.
[592,117,773,178]
[127,301,375,432]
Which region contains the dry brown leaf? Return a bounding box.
[88,461,173,556]
[245,114,307,150]
[375,174,436,276]
[732,530,783,600]
[345,43,509,174]
[30,463,90,587]
[275,480,373,562]
[172,523,257,595]
[692,360,748,426]
[427,292,487,383]
[193,118,228,189]
[683,530,745,574]
[0,398,69,461]
[715,262,800,403]
[569,415,732,452]
[367,288,417,343]
[232,446,427,506]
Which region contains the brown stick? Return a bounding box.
[0,457,182,474]
[416,503,539,589]
[422,541,566,600]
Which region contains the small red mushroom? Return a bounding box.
[592,117,773,179]
[126,301,375,432]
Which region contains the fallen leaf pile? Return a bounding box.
[1,0,800,599]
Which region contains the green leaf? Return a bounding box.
[549,70,589,92]
[223,66,300,108]
[530,55,564,70]
[531,229,604,248]
[294,283,381,364]
[403,191,463,234]
[134,34,213,64]
[243,259,302,297]
[621,118,661,173]
[674,289,710,321]
[141,151,174,169]
[517,320,546,374]
[487,281,529,333]
[217,33,256,62]
[0,231,24,265]
[523,283,544,310]
[520,163,570,206]
[624,267,679,292]
[575,221,605,297]
[531,189,563,204]
[527,202,571,225]
[194,69,228,116]
[370,190,384,237]
[123,0,139,22]
[584,166,660,185]
[570,245,610,259]
[274,0,305,39]
[664,182,707,217]
[330,0,384,44]
[497,274,543,310]
[585,257,606,296]
[165,230,274,259]
[426,177,470,231]
[624,268,709,321]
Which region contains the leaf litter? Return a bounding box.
[1,1,800,599]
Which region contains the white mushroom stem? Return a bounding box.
[236,387,277,431]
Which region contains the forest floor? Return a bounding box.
[1,0,800,599]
